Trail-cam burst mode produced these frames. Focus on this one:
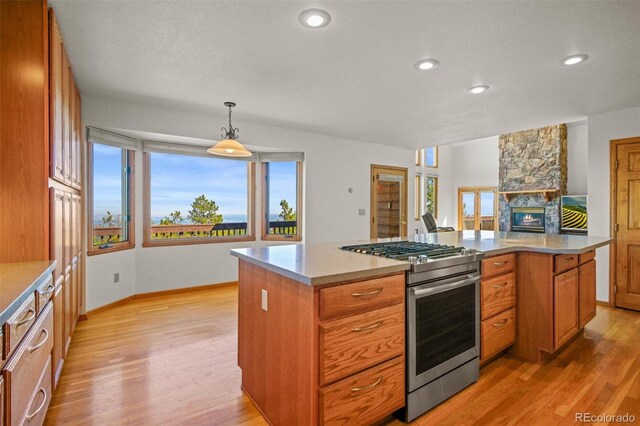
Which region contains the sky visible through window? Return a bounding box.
[267,162,297,221]
[93,144,123,225]
[462,192,495,216]
[425,147,437,167]
[150,152,251,223]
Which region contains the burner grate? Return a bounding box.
[340,241,465,260]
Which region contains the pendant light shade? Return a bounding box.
[208,102,252,157]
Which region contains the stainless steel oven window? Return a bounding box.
[407,275,480,392]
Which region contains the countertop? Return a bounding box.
[230,231,612,286]
[0,261,56,324]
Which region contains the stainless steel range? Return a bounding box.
[340,241,484,422]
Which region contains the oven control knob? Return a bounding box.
[408,256,418,264]
[418,255,428,263]
[462,249,477,255]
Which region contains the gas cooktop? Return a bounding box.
[340,241,467,261]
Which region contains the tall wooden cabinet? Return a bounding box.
[0,0,85,402]
[48,8,84,388]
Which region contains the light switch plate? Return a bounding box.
[261,289,268,311]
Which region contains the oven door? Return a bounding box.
[407,274,480,392]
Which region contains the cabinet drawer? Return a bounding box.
[579,250,595,265]
[481,308,516,361]
[22,357,52,425]
[554,254,579,274]
[319,274,404,320]
[320,304,404,385]
[320,356,405,426]
[481,273,516,320]
[35,275,55,315]
[482,253,515,279]
[4,303,53,426]
[4,295,37,358]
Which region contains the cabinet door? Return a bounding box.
[75,91,83,190]
[1,377,4,426]
[554,268,580,349]
[61,49,71,185]
[49,12,64,183]
[50,189,65,282]
[53,281,64,388]
[64,273,72,354]
[63,193,72,270]
[579,260,597,328]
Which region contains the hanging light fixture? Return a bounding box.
[207,102,252,157]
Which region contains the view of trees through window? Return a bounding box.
[425,176,438,218]
[265,161,299,237]
[92,143,130,246]
[148,152,251,240]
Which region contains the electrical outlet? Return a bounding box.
[261,289,268,311]
[114,273,120,284]
[358,208,366,216]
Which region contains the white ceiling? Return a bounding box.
[50,1,640,149]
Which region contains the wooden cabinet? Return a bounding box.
[512,251,598,362]
[0,377,4,426]
[4,296,37,358]
[238,261,405,426]
[49,11,64,184]
[52,281,65,388]
[3,303,53,425]
[480,255,516,363]
[579,260,597,328]
[553,269,580,349]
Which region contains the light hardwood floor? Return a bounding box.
[46,286,640,425]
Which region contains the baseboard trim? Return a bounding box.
[78,313,88,321]
[596,300,613,307]
[86,281,238,317]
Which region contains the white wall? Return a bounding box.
[83,96,415,310]
[567,121,588,195]
[588,106,640,302]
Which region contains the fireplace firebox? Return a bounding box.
[511,207,545,233]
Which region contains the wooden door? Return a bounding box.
[458,187,498,231]
[370,165,408,239]
[553,268,579,349]
[614,139,640,310]
[49,11,65,183]
[61,48,71,185]
[579,260,596,327]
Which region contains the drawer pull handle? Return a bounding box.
[493,282,509,289]
[351,288,383,297]
[493,261,508,267]
[25,387,47,422]
[352,320,384,332]
[351,376,382,392]
[563,257,575,261]
[40,284,55,296]
[28,329,49,353]
[14,308,36,327]
[493,319,509,327]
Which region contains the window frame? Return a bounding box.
[415,149,423,166]
[261,161,303,242]
[142,152,256,247]
[425,146,438,168]
[414,174,422,221]
[87,142,136,256]
[457,186,498,231]
[425,175,439,219]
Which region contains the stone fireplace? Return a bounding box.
[498,124,567,233]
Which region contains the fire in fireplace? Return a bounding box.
[511,207,546,233]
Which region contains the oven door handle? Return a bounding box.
[412,275,479,298]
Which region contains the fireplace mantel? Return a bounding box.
[499,189,558,203]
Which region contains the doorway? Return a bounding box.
[611,137,640,311]
[370,165,408,239]
[458,187,498,231]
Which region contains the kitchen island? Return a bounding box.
[231,231,611,425]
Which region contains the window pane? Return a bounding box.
[479,191,496,230]
[425,176,438,218]
[425,147,438,168]
[265,162,299,236]
[92,143,127,246]
[461,192,475,230]
[149,152,249,240]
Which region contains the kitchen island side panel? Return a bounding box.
[237,260,318,426]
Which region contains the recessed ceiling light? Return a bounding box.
[467,85,489,94]
[562,54,589,66]
[299,9,331,29]
[415,59,440,71]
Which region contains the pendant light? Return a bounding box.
[207,102,252,157]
